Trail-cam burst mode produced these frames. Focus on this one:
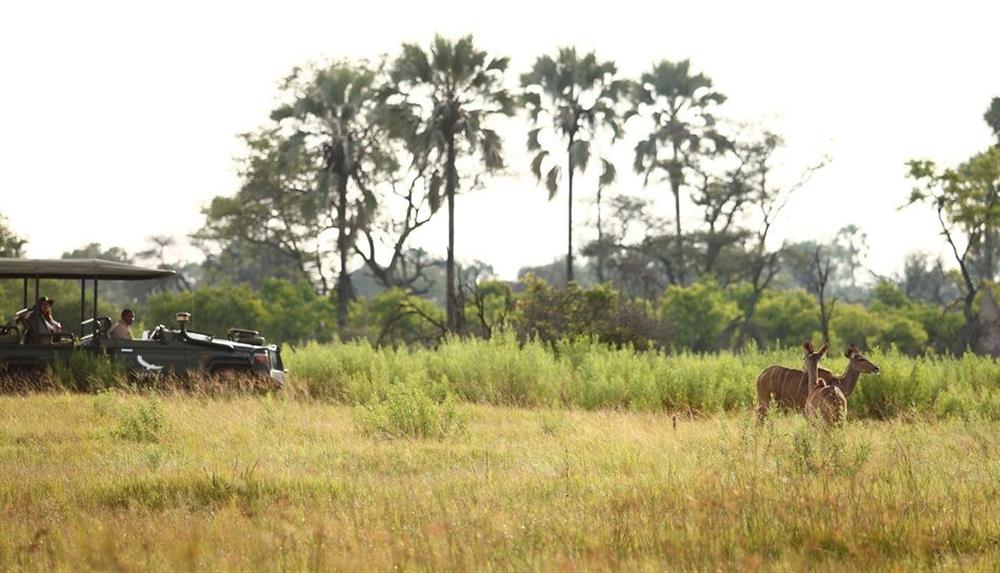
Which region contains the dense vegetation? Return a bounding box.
[2,395,998,571]
[3,37,998,357]
[284,337,1000,420]
[16,337,999,421]
[3,30,999,573]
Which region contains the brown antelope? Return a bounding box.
[805,377,847,426]
[756,340,828,421]
[755,342,880,421]
[801,343,847,425]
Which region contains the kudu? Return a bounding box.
[802,344,845,426]
[755,342,880,421]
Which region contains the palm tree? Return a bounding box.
[270,60,394,332]
[388,35,514,332]
[521,48,625,284]
[630,60,726,285]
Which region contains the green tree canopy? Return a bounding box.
[269,60,396,331]
[387,35,515,332]
[520,47,626,283]
[629,60,727,285]
[0,215,26,258]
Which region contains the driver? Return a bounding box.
[26,296,62,344]
[108,309,135,340]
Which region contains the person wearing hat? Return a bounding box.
[26,296,62,345]
[108,309,135,340]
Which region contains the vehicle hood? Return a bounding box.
[181,330,273,352]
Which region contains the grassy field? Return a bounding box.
[285,335,1000,420]
[2,393,999,571]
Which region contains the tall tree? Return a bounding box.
[197,129,334,293]
[388,35,514,332]
[834,224,869,288]
[630,60,726,285]
[520,47,625,284]
[0,215,26,257]
[811,246,837,344]
[270,60,394,331]
[986,97,1000,146]
[906,147,1000,345]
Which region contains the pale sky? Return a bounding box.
[1,1,998,280]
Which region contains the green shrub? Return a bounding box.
[285,340,1000,420]
[830,303,882,349]
[353,383,466,440]
[112,397,165,443]
[659,279,739,351]
[144,284,267,338]
[514,274,664,349]
[347,289,446,346]
[872,314,929,355]
[50,351,128,392]
[754,289,820,347]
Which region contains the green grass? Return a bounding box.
[1,394,998,571]
[285,334,1000,419]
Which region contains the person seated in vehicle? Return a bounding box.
[25,296,62,344]
[108,309,135,340]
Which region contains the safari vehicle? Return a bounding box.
[0,258,285,386]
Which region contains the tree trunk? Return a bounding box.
[336,173,353,334]
[985,184,998,281]
[445,132,459,333]
[566,136,575,285]
[670,147,685,286]
[963,289,977,345]
[596,184,605,284]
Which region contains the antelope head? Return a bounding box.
[802,340,829,383]
[845,344,880,374]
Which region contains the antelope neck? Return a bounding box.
[832,364,861,397]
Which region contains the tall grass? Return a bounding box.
[286,332,1000,419]
[1,395,998,570]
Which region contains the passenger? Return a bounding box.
[108,309,135,340]
[26,296,62,344]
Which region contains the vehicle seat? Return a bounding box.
[12,309,30,345]
[82,316,112,337]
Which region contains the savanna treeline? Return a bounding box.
[2,36,999,356]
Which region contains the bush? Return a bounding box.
[513,274,664,349]
[285,340,1000,420]
[347,288,446,346]
[754,289,820,347]
[49,351,128,392]
[830,303,882,349]
[258,279,336,344]
[112,397,165,443]
[463,280,515,339]
[659,279,739,351]
[872,314,929,354]
[353,383,466,440]
[144,284,267,338]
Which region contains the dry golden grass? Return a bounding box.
[1,393,998,571]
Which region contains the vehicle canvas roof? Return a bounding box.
[0,258,176,280]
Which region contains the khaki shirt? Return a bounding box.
[108,320,132,340]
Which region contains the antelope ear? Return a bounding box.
[818,342,829,357]
[803,340,814,353]
[845,344,857,358]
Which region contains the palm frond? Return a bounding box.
[530,150,549,181]
[545,165,561,200]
